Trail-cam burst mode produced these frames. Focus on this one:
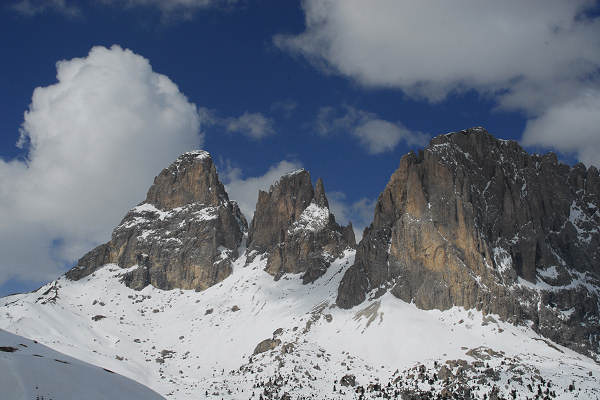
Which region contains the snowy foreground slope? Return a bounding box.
[1,247,599,399]
[0,328,163,400]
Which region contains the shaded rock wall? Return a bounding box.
[337,127,600,359]
[247,171,355,283]
[67,151,247,291]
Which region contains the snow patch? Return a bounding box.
[290,202,329,233]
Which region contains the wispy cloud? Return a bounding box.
[317,105,428,154]
[11,0,81,17]
[225,112,276,140]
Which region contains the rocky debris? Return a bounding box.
[67,151,247,292]
[247,170,355,283]
[216,334,592,400]
[253,338,281,356]
[337,127,600,359]
[339,374,356,387]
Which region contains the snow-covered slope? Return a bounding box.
[1,246,599,399]
[0,328,163,400]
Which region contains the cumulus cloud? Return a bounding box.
[0,45,203,284]
[327,192,376,241]
[222,160,303,221]
[317,106,428,154]
[11,0,81,17]
[225,112,276,140]
[522,90,600,168]
[276,1,600,164]
[276,1,600,111]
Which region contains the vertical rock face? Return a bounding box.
[337,127,600,359]
[247,170,355,283]
[67,151,247,291]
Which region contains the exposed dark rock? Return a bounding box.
[337,127,600,359]
[340,374,356,387]
[253,338,281,355]
[67,151,247,292]
[247,169,355,283]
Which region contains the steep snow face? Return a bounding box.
[290,202,329,234]
[1,248,599,399]
[0,329,163,400]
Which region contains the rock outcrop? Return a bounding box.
[337,127,600,359]
[247,170,355,283]
[67,151,247,291]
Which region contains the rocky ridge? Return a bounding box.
[246,169,355,283]
[67,151,247,291]
[337,127,600,360]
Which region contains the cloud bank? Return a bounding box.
[0,45,203,284]
[277,0,600,166]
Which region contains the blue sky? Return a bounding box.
[1,0,599,296]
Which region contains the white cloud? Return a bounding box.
[276,1,600,112]
[317,106,428,154]
[327,192,376,241]
[11,0,81,17]
[522,90,600,168]
[225,112,276,140]
[276,1,600,165]
[223,160,303,221]
[353,119,424,155]
[0,45,203,284]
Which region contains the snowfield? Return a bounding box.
[0,328,163,400]
[1,243,599,399]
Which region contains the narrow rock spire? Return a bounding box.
[313,177,329,208]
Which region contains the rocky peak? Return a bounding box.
[337,127,600,360]
[67,150,247,292]
[144,150,228,210]
[247,169,355,283]
[313,178,329,208]
[248,169,315,252]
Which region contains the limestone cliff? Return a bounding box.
[337,127,600,360]
[247,170,355,283]
[66,151,247,291]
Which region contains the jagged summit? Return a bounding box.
[247,169,355,283]
[338,126,600,360]
[145,149,229,210]
[66,152,356,291]
[67,151,247,291]
[313,177,329,208]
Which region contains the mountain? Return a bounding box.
[337,127,600,360]
[0,328,163,400]
[67,150,247,291]
[1,127,599,399]
[247,169,355,283]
